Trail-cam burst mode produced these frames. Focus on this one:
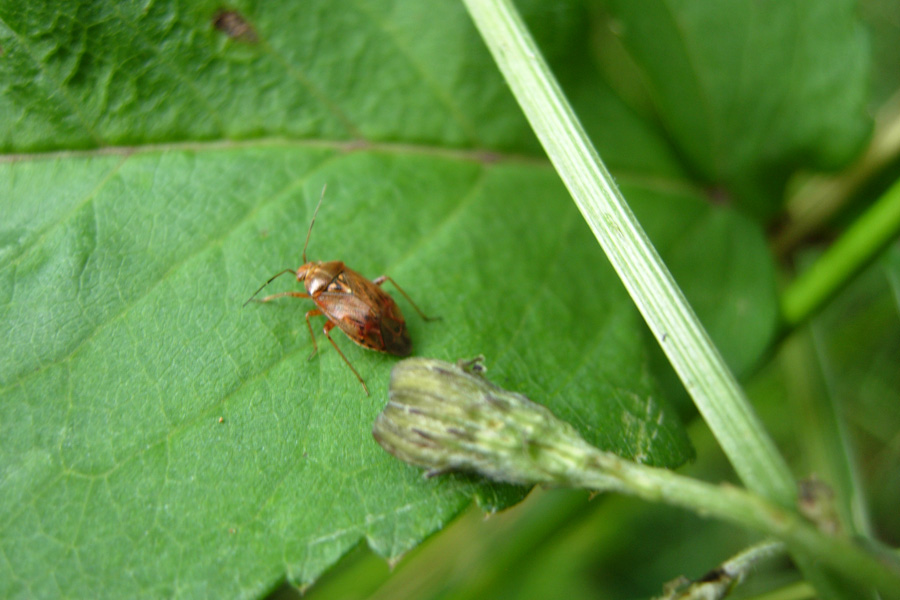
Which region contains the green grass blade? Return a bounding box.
[460,0,794,504]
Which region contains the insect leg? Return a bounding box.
[321,321,370,396]
[243,269,297,306]
[372,276,440,321]
[304,308,323,360]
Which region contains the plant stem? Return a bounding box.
[656,540,786,600]
[459,0,795,504]
[781,177,900,326]
[575,446,900,599]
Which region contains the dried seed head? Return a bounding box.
[373,356,602,486]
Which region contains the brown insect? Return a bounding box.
[244,186,437,395]
[212,9,258,43]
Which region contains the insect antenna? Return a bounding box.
[302,184,327,264]
[243,269,297,307]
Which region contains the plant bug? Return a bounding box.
[244,186,438,395]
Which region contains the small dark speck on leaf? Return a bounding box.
[705,185,731,206]
[218,416,224,424]
[477,151,502,164]
[213,9,259,43]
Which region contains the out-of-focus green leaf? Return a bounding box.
[810,243,900,544]
[858,0,900,109]
[603,0,872,218]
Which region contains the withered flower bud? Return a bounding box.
[373,356,622,489]
[373,360,894,598]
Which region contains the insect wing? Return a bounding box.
[316,271,411,355]
[376,292,412,356]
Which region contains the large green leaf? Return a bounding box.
[0,0,802,597]
[1,149,693,597]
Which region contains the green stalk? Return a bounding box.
[459,0,794,504]
[589,455,900,599]
[655,538,786,599]
[781,177,900,326]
